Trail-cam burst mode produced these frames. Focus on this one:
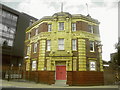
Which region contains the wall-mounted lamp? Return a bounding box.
[24,56,29,59]
[67,51,70,54]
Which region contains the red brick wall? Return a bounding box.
[67,71,104,86]
[24,71,55,84]
[38,23,48,33]
[76,21,88,31]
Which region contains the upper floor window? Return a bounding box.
[58,39,64,50]
[48,24,52,32]
[47,40,51,51]
[59,22,64,31]
[72,39,77,50]
[89,61,96,71]
[33,43,37,53]
[35,28,38,35]
[90,41,94,52]
[72,23,76,31]
[27,46,30,55]
[88,25,94,33]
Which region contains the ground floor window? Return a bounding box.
[32,61,37,71]
[89,61,96,71]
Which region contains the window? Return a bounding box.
[12,15,18,21]
[32,61,36,71]
[8,40,13,46]
[2,11,7,17]
[59,22,64,31]
[89,25,94,33]
[58,39,64,50]
[47,40,51,51]
[72,23,76,31]
[6,13,10,19]
[48,24,52,32]
[90,41,94,52]
[35,28,38,35]
[33,43,37,53]
[29,19,33,26]
[27,46,30,55]
[90,61,96,71]
[9,34,14,39]
[72,39,77,50]
[10,28,16,34]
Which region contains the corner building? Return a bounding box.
[24,12,104,85]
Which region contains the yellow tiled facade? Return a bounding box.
[24,12,104,85]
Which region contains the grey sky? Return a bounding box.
[0,0,119,61]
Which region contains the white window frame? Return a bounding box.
[72,23,76,31]
[32,61,37,71]
[48,24,52,32]
[27,46,30,55]
[33,43,37,53]
[89,61,96,71]
[58,22,64,31]
[47,40,51,51]
[58,39,64,50]
[35,28,38,35]
[72,39,77,51]
[90,41,94,52]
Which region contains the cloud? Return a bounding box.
[1,0,118,61]
[0,0,23,3]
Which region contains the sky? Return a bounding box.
[0,0,119,61]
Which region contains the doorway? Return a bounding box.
[56,66,66,80]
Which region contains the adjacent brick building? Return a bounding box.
[24,12,104,85]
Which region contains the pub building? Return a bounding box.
[24,12,104,85]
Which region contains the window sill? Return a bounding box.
[46,50,50,52]
[72,50,77,51]
[33,52,37,54]
[57,50,65,51]
[90,51,95,53]
[58,30,65,32]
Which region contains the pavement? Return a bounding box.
[1,79,120,89]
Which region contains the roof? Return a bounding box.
[26,12,100,31]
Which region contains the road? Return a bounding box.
[1,79,119,89]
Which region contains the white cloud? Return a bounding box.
[90,5,118,61]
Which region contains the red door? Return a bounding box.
[56,66,66,80]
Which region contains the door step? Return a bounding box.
[52,80,69,87]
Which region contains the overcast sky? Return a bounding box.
[1,0,119,61]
